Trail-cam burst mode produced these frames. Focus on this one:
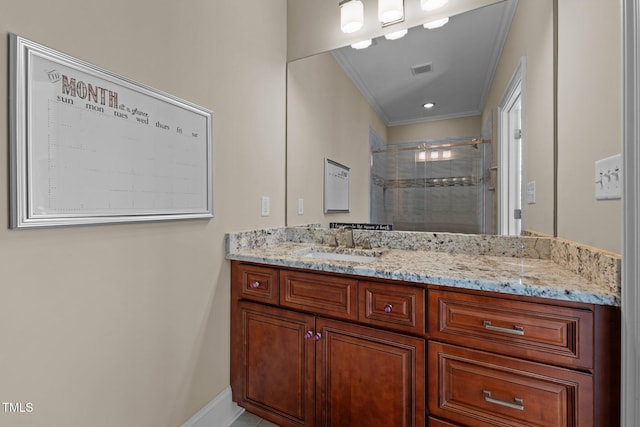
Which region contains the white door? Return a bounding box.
[498,59,525,236]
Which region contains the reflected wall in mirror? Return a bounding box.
[286,0,554,235]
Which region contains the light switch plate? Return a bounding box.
[526,181,536,204]
[595,154,622,200]
[261,196,270,216]
[298,198,304,215]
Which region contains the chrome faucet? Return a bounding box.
[337,227,355,248]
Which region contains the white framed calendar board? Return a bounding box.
[8,34,214,228]
[324,158,350,213]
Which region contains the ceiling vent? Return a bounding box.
[411,62,433,76]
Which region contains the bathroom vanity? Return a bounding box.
[227,228,621,427]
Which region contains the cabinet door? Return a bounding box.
[237,301,316,427]
[316,318,425,427]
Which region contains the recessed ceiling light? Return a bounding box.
[424,17,449,29]
[384,29,408,40]
[423,102,435,109]
[351,39,372,49]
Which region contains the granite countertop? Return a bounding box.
[226,227,621,307]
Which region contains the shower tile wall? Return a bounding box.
[370,140,487,233]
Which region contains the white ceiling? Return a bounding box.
[332,0,517,126]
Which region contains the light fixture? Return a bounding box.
[430,151,439,159]
[442,150,452,159]
[416,151,428,162]
[421,0,448,11]
[340,0,364,34]
[424,17,449,29]
[351,39,373,49]
[384,29,408,40]
[423,102,435,109]
[378,0,404,25]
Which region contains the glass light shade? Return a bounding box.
[341,0,364,34]
[424,17,449,29]
[384,29,408,40]
[421,0,448,11]
[416,151,428,162]
[378,0,404,24]
[442,150,452,159]
[351,39,373,49]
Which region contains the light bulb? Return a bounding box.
[341,0,364,34]
[379,0,404,24]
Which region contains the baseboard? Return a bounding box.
[181,386,244,427]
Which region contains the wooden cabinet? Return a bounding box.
[231,262,425,427]
[231,261,620,427]
[427,287,620,427]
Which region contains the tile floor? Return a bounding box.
[230,410,280,427]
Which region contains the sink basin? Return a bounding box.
[297,247,383,263]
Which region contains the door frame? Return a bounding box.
[622,0,639,425]
[497,57,527,235]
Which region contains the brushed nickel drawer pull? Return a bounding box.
[483,320,525,335]
[483,390,524,411]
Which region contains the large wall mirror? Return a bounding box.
[286,0,554,236]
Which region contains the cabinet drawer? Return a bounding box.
[280,270,357,320]
[428,289,593,369]
[428,342,593,427]
[235,264,279,304]
[358,281,425,334]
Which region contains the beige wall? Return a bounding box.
[0,1,286,427]
[557,0,622,253]
[482,0,554,235]
[388,116,482,144]
[287,52,387,226]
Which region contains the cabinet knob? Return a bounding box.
[384,304,393,313]
[304,331,321,341]
[249,281,261,289]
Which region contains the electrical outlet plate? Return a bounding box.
[595,154,622,200]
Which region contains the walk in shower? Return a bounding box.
[370,137,491,234]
